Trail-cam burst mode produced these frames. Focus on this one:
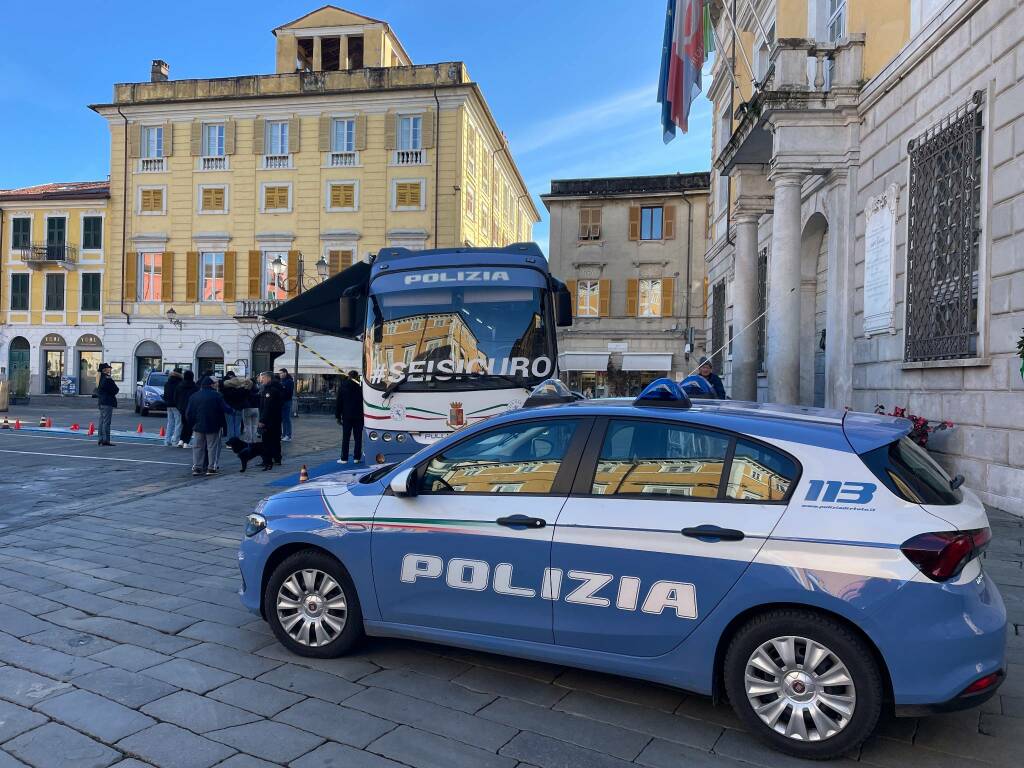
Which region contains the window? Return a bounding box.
[464,186,475,219]
[200,187,226,213]
[578,208,602,240]
[756,247,768,371]
[726,440,798,502]
[640,206,663,240]
[861,436,963,505]
[263,251,288,299]
[12,218,30,250]
[420,420,580,495]
[466,130,477,176]
[332,118,355,152]
[203,123,225,157]
[328,182,356,210]
[266,121,289,155]
[140,188,164,213]
[142,126,163,158]
[592,420,730,498]
[327,249,354,275]
[638,278,662,318]
[712,280,726,370]
[577,279,599,318]
[201,252,225,302]
[827,0,847,41]
[140,253,162,302]
[263,185,290,212]
[10,274,29,311]
[82,216,103,250]
[45,273,65,311]
[395,181,423,209]
[398,116,422,150]
[81,273,101,312]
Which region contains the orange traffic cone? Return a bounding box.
[46,417,52,428]
[159,426,166,438]
[87,422,95,436]
[137,423,144,434]
[299,465,309,483]
[70,423,80,431]
[14,419,21,430]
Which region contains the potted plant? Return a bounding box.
[874,404,953,449]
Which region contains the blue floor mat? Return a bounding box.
[267,458,366,487]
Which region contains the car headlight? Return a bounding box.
[245,513,267,537]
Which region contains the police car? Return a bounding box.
[238,379,1006,759]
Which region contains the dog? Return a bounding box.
[225,436,264,473]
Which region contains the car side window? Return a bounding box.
[726,439,798,501]
[419,419,579,495]
[592,419,730,498]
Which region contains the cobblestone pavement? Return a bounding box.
[0,423,1020,767]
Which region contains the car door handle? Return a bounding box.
[497,515,546,529]
[682,525,745,542]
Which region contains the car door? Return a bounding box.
[372,416,591,643]
[551,417,799,657]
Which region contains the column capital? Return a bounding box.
[768,167,811,186]
[732,210,763,225]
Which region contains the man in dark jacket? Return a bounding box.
[221,371,249,440]
[185,376,230,476]
[174,370,199,448]
[162,368,183,446]
[334,370,364,464]
[698,357,727,399]
[258,371,284,470]
[96,363,119,446]
[279,368,295,442]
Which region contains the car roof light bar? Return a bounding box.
[523,378,579,408]
[633,378,693,409]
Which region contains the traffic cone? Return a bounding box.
[46,417,52,428]
[87,422,95,436]
[14,420,21,430]
[159,426,166,438]
[136,423,144,434]
[299,465,309,483]
[70,423,79,431]
[39,416,47,427]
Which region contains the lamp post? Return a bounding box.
[165,307,183,330]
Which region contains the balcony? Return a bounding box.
[139,157,166,173]
[235,298,282,319]
[393,149,425,166]
[20,243,78,269]
[329,151,358,167]
[263,154,292,169]
[200,156,227,171]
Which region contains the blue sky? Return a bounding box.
[0,0,712,250]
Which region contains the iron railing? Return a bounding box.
[20,243,78,264]
[712,281,726,372]
[756,247,768,372]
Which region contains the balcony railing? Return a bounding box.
[263,154,292,169]
[393,149,425,165]
[139,157,166,172]
[765,35,864,94]
[235,298,282,318]
[200,156,227,170]
[20,243,78,266]
[329,151,358,167]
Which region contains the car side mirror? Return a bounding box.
[389,467,417,497]
[339,296,356,333]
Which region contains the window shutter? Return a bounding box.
[592,208,602,239]
[422,110,435,148]
[577,209,589,240]
[599,279,611,317]
[628,207,640,240]
[287,250,300,298]
[330,185,342,209]
[190,121,202,156]
[201,188,213,211]
[329,250,341,275]
[253,118,265,155]
[162,122,173,157]
[288,116,301,152]
[355,114,367,150]
[664,205,676,239]
[185,252,199,303]
[319,114,331,152]
[225,120,236,154]
[264,186,275,210]
[213,188,224,210]
[660,277,674,317]
[626,278,639,316]
[248,250,261,298]
[409,182,422,207]
[566,280,577,316]
[385,110,396,150]
[341,184,354,207]
[128,124,141,159]
[223,251,237,302]
[161,252,174,301]
[123,252,138,302]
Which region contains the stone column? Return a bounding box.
[731,212,760,401]
[767,170,805,405]
[313,37,323,71]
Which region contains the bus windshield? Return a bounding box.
[364,274,553,392]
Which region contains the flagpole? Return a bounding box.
[736,0,773,58]
[707,13,741,92]
[710,0,759,85]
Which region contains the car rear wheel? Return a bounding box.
[264,549,364,658]
[724,609,882,760]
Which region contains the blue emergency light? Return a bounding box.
[633,377,693,409]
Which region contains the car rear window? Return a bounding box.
[148,373,168,386]
[860,437,963,505]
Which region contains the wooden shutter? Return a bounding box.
[190,121,202,156]
[287,250,300,298]
[566,280,577,316]
[599,279,611,317]
[225,120,236,154]
[128,124,141,158]
[162,122,173,156]
[626,278,639,316]
[328,249,354,275]
[161,252,174,302]
[408,182,422,207]
[663,205,676,239]
[185,251,199,303]
[355,114,367,150]
[248,250,261,298]
[319,114,331,152]
[253,118,265,155]
[577,209,589,240]
[265,185,287,210]
[628,207,640,240]
[660,277,674,317]
[212,188,225,210]
[591,208,602,239]
[288,116,301,152]
[384,110,396,150]
[201,188,214,211]
[123,252,137,302]
[223,251,237,302]
[422,110,435,148]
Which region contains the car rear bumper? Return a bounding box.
[895,670,1005,716]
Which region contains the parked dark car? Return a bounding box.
[135,371,169,416]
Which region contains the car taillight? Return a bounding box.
[900,527,991,581]
[960,671,1002,696]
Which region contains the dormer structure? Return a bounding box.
[273,5,413,74]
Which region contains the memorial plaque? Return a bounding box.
[863,184,898,337]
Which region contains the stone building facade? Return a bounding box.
[706,0,1024,513]
[542,174,711,396]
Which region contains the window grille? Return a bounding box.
[712,280,726,371]
[756,247,767,372]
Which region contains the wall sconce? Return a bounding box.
[166,307,184,330]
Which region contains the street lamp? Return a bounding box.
[166,307,183,330]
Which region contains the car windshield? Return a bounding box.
[148,373,169,386]
[364,274,553,392]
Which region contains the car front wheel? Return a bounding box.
[724,609,883,760]
[264,549,364,658]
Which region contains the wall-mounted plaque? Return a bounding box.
[863,184,898,337]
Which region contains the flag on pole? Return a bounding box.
[658,0,709,142]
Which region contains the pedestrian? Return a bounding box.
[185,376,230,476]
[174,370,199,448]
[258,371,284,470]
[279,368,295,442]
[162,368,183,446]
[221,371,249,440]
[96,362,119,446]
[242,377,261,442]
[697,356,727,399]
[334,370,364,464]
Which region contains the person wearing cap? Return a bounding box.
[185,375,230,476]
[334,370,364,464]
[257,371,284,470]
[96,363,119,446]
[697,356,727,399]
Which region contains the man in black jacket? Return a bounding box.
[96,363,119,446]
[186,376,230,476]
[174,370,199,448]
[257,371,284,470]
[334,370,364,464]
[162,368,183,446]
[697,357,727,399]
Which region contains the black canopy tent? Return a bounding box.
[262,261,370,338]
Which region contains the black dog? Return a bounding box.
[226,436,264,473]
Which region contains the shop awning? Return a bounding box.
[620,353,673,371]
[558,352,610,372]
[264,261,370,338]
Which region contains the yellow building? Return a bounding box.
[84,5,537,387]
[0,182,110,396]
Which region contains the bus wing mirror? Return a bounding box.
[389,467,417,497]
[339,297,357,333]
[554,284,573,327]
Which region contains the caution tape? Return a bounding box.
[269,325,349,375]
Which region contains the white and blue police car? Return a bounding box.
[238,379,1006,759]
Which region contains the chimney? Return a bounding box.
[151,60,169,82]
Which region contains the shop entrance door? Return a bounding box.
[44,350,64,394]
[78,352,101,395]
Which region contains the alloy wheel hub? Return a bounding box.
[276,568,348,647]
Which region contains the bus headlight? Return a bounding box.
[382,432,393,442]
[396,433,406,443]
[368,431,379,441]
